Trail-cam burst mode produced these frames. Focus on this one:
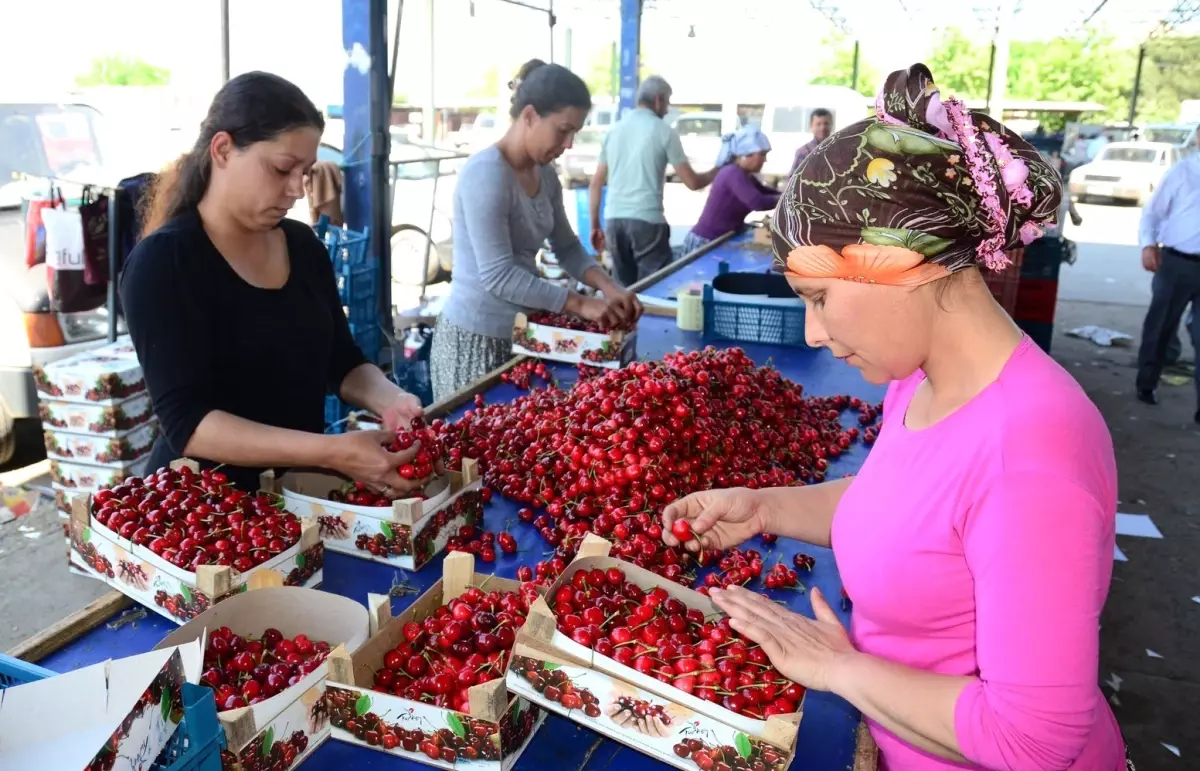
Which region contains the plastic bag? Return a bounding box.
[23,190,64,267]
[79,188,110,286]
[42,206,106,312]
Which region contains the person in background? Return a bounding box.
[588,75,717,285]
[664,63,1127,771]
[508,58,546,94]
[681,126,780,254]
[431,63,641,401]
[1086,130,1111,161]
[788,108,833,178]
[1135,124,1200,422]
[121,72,427,497]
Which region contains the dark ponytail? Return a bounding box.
[508,63,591,120]
[142,71,324,237]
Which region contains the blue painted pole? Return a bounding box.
[617,0,641,120]
[343,0,394,351]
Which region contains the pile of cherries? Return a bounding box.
[388,418,445,481]
[511,658,602,716]
[551,567,805,720]
[497,359,555,391]
[434,347,880,589]
[445,524,519,563]
[91,465,304,573]
[527,310,633,334]
[200,625,332,711]
[369,584,540,713]
[221,729,309,771]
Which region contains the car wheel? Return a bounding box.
[0,396,15,467]
[390,224,440,286]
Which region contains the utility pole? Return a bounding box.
[219,0,231,83]
[985,0,1016,118]
[1128,43,1147,127]
[851,40,860,92]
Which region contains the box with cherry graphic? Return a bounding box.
[39,390,156,437]
[155,579,371,771]
[325,552,547,770]
[0,641,202,771]
[33,336,146,405]
[511,311,637,369]
[263,458,484,571]
[52,455,151,494]
[505,535,803,771]
[45,421,159,467]
[67,459,324,625]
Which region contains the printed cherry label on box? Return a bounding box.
[33,336,146,405]
[39,392,155,436]
[52,455,151,492]
[45,421,159,466]
[511,312,637,369]
[263,458,483,571]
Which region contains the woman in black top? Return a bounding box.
[121,72,426,495]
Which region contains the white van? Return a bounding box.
[754,86,871,186]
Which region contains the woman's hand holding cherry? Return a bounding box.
[661,487,768,552]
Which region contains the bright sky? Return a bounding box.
[0,0,1187,112]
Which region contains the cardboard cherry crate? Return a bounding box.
[33,336,146,405]
[505,535,803,771]
[52,455,151,493]
[39,390,155,436]
[325,552,547,770]
[44,421,159,467]
[262,458,484,571]
[156,580,371,771]
[511,312,637,369]
[0,640,202,770]
[67,460,324,625]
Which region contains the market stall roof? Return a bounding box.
[554,0,1200,42]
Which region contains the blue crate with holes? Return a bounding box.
[314,215,370,267]
[325,394,352,433]
[335,260,379,321]
[350,321,383,362]
[0,656,224,771]
[701,262,808,347]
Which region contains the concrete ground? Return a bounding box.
[1,196,1194,767]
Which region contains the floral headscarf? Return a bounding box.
[771,63,1062,287]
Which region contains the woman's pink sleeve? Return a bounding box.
[953,471,1111,771]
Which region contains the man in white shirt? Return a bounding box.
[1136,125,1200,422]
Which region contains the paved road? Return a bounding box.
[1058,201,1151,307]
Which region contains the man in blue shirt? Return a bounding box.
[1136,125,1200,422]
[588,76,717,285]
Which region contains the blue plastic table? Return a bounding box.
[37,234,887,771]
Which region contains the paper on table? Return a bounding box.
[1115,513,1164,539]
[1114,545,1128,562]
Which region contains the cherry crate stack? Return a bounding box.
[34,337,157,537]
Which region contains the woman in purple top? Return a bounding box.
[681,127,781,253]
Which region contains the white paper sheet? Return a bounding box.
[1115,513,1164,539]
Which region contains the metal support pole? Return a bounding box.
[564,27,573,70]
[548,0,555,62]
[219,0,231,83]
[389,0,404,102]
[107,192,119,342]
[369,0,393,333]
[422,0,436,143]
[617,0,642,119]
[985,42,996,113]
[1128,43,1147,127]
[986,0,1016,118]
[851,40,860,92]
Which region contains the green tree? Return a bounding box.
[582,46,657,100]
[812,35,880,96]
[925,28,993,100]
[1007,31,1134,126]
[466,64,501,100]
[76,56,170,87]
[1137,36,1200,123]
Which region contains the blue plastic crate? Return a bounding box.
[0,657,223,771]
[0,653,55,690]
[350,321,384,362]
[701,263,807,348]
[154,683,225,771]
[394,357,433,406]
[325,394,352,433]
[336,259,379,307]
[314,215,371,267]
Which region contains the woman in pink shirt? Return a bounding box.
[663,64,1128,771]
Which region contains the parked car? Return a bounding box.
[1140,123,1199,157]
[669,111,727,178]
[558,127,605,188]
[0,101,127,465]
[1067,141,1181,205]
[755,86,871,187]
[288,118,461,287]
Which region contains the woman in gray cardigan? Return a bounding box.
[430,63,641,400]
